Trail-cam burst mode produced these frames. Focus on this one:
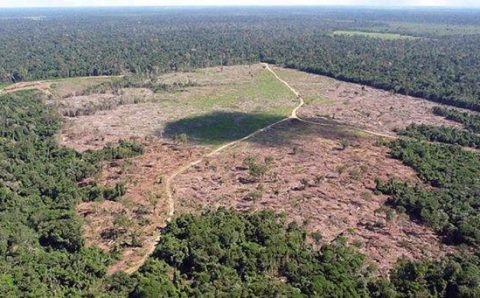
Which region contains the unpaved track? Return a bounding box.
[120,65,298,274]
[264,64,396,140]
[118,64,397,274]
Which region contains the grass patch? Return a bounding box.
[191,69,295,111]
[331,30,417,40]
[50,76,117,98]
[381,22,480,36]
[163,68,297,145]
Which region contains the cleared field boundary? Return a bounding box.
[117,63,398,275]
[120,64,300,274]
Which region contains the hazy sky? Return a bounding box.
[1,0,480,8]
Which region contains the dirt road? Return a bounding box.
[114,64,398,274]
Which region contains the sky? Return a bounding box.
[1,0,480,8]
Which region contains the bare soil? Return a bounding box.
[50,64,455,276]
[272,66,463,135]
[58,64,293,151]
[77,138,207,274]
[52,88,155,117]
[172,120,453,275]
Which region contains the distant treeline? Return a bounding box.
[1,8,480,111]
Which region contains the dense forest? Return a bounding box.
[377,139,480,246]
[104,210,480,297]
[433,107,480,133]
[1,7,480,110]
[399,124,480,148]
[0,90,142,295]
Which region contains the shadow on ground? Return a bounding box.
[252,117,364,147]
[161,111,285,145]
[161,111,366,147]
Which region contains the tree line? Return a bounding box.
[1,8,480,111]
[101,209,480,297]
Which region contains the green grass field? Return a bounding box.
[331,30,417,40]
[163,68,297,145]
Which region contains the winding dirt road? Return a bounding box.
[117,63,398,274]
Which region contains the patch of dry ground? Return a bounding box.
[2,81,52,95]
[271,66,463,135]
[59,64,296,151]
[173,120,453,275]
[47,64,455,276]
[77,138,208,274]
[0,76,114,97]
[52,88,154,117]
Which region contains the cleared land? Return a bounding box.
[271,66,463,136]
[331,30,417,40]
[66,64,298,273]
[77,139,208,274]
[60,64,296,151]
[172,120,453,275]
[47,64,464,275]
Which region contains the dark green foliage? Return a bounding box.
[388,139,480,190]
[131,209,371,297]
[433,107,480,133]
[400,123,480,148]
[388,254,480,298]
[85,140,144,163]
[2,8,480,111]
[0,90,145,295]
[86,182,127,202]
[376,139,480,246]
[377,179,480,246]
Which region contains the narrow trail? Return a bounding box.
[121,65,298,274]
[263,64,397,140]
[119,63,399,274]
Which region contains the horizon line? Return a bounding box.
[1,5,480,9]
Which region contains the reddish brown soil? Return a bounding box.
[58,64,456,276]
[272,66,464,135]
[58,65,267,152]
[173,120,453,275]
[76,138,207,274]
